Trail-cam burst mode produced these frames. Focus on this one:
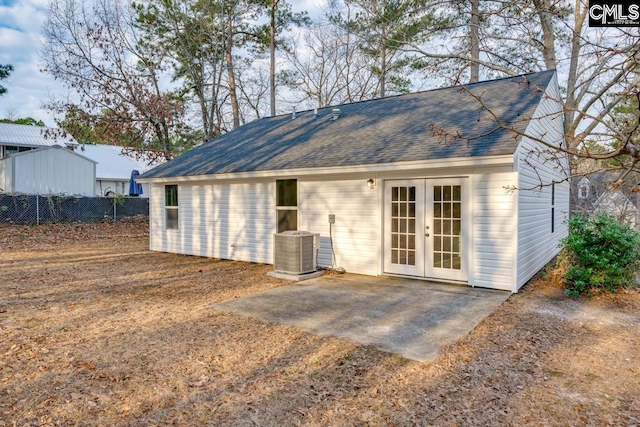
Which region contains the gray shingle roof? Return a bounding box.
[142,70,556,179]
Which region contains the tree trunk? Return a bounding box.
[469,0,479,83]
[564,2,587,152]
[270,0,278,116]
[226,15,240,129]
[532,0,557,70]
[379,26,386,98]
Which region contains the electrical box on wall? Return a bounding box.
[328,214,335,224]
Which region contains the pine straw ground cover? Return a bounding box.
[1,220,639,427]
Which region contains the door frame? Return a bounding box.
[382,177,471,283]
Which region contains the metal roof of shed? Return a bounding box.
[0,123,78,148]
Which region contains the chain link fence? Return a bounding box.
[0,194,149,224]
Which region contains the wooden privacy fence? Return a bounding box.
[0,194,149,224]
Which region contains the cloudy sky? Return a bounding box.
[0,0,323,127]
[0,0,59,125]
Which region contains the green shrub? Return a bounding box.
[561,213,640,296]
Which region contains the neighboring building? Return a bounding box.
[75,144,160,197]
[0,123,96,195]
[0,145,96,195]
[573,172,640,226]
[0,124,159,197]
[0,122,77,157]
[138,70,569,293]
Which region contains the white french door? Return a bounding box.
[383,180,425,276]
[384,179,468,282]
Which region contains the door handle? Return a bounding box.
[425,233,430,237]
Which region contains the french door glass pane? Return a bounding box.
[443,204,451,218]
[443,186,451,201]
[452,254,461,269]
[443,253,451,268]
[443,236,451,252]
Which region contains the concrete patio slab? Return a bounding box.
[212,274,510,362]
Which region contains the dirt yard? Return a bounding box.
[1,220,639,426]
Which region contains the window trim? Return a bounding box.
[165,185,179,230]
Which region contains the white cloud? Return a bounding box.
[0,0,64,126]
[287,0,326,20]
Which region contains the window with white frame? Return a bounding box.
[165,185,178,230]
[276,179,297,233]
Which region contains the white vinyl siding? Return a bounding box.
[299,178,379,275]
[515,75,569,290]
[472,168,517,291]
[149,181,275,264]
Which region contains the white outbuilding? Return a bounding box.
[0,145,96,196]
[138,71,569,292]
[0,123,95,196]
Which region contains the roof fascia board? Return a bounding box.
[137,154,514,183]
[0,140,77,148]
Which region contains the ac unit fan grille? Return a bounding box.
[273,232,317,275]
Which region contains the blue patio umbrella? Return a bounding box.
[129,170,143,196]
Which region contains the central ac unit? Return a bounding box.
[273,230,318,275]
